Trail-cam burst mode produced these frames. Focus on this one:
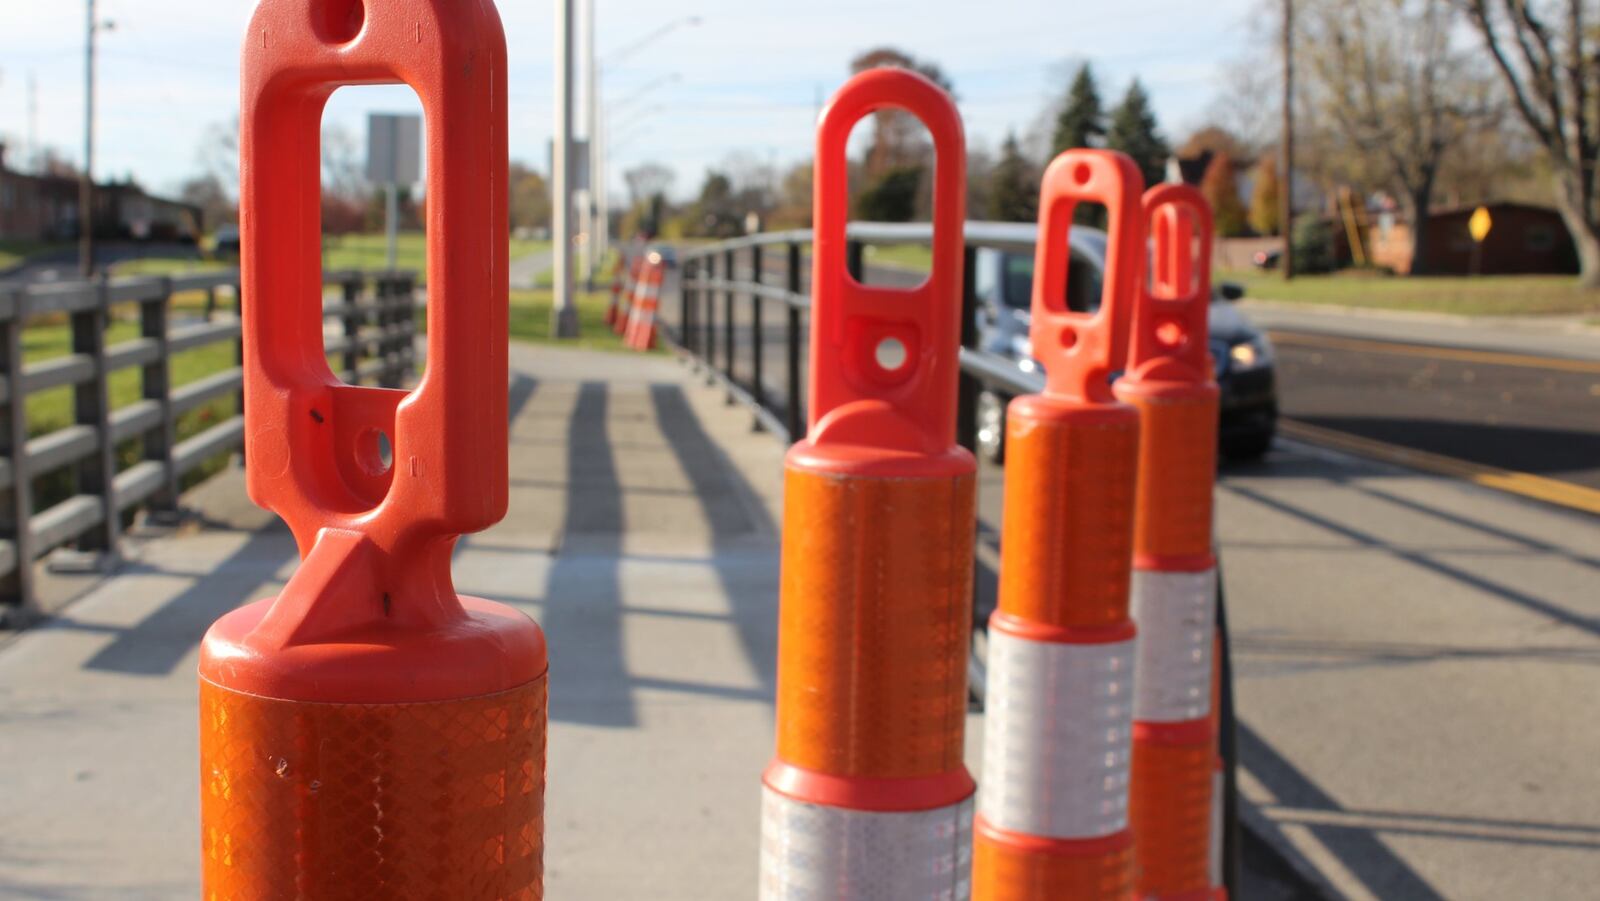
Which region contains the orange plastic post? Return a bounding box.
[613,255,642,335]
[971,149,1146,901]
[624,258,663,350]
[605,255,626,327]
[759,68,975,898]
[1113,184,1223,900]
[198,2,546,898]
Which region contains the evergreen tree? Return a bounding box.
[1199,152,1250,237]
[1249,156,1281,236]
[988,133,1038,223]
[1052,64,1105,155]
[1106,79,1169,189]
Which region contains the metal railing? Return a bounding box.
[666,223,1044,450]
[663,223,1241,893]
[0,268,418,622]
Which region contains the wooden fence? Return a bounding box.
[0,269,417,622]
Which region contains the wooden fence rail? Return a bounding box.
[0,268,418,623]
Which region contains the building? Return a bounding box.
[0,142,201,244]
[1368,202,1576,275]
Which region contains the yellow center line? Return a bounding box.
[1279,420,1600,516]
[1267,331,1600,375]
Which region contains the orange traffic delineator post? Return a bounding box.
[605,255,628,327]
[1113,184,1223,900]
[612,255,643,335]
[971,149,1147,900]
[200,1,547,898]
[760,67,975,899]
[624,257,663,350]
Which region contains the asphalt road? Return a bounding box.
[1268,329,1600,490]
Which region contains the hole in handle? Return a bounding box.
[313,0,365,44]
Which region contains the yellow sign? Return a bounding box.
[1469,206,1493,243]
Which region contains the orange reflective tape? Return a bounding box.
[973,819,1134,900]
[200,674,546,899]
[1130,733,1214,895]
[998,395,1139,630]
[774,466,975,783]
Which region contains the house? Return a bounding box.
[1368,202,1576,275]
[0,142,201,243]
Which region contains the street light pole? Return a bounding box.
[79,0,97,277]
[551,0,579,337]
[577,0,595,290]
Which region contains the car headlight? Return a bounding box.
[1010,334,1033,360]
[1226,337,1272,372]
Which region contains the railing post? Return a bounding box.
[0,292,36,621]
[750,243,765,419]
[703,253,717,382]
[785,241,803,443]
[141,278,179,514]
[723,248,736,400]
[845,238,864,281]
[340,275,362,383]
[74,274,119,558]
[956,243,979,454]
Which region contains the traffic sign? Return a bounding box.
[1469,206,1492,243]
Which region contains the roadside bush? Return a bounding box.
[1292,215,1336,274]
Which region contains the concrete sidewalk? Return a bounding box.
[0,344,795,898]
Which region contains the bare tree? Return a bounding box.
[849,47,954,176]
[1302,0,1490,273]
[1459,0,1600,284]
[623,162,675,207]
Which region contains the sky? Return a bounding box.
[0,0,1261,204]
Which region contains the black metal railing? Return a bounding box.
[0,268,418,622]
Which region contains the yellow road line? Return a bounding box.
[1267,331,1600,375]
[1279,420,1600,516]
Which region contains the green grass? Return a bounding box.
[321,232,549,284]
[862,243,933,272]
[111,257,229,277]
[0,239,67,271]
[1222,268,1600,317]
[509,287,631,351]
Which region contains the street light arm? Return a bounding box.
[603,15,702,67]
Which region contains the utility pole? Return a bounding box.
[1280,0,1295,280]
[80,0,97,277]
[28,72,39,172]
[551,0,579,337]
[577,0,594,291]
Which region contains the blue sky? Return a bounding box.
[0,0,1260,202]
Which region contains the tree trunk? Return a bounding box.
[1552,187,1600,287]
[1401,185,1435,277]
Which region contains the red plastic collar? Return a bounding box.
[1125,184,1215,384]
[806,68,966,457]
[1030,150,1145,403]
[237,0,508,645]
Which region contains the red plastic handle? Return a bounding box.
[807,68,966,455]
[238,0,509,562]
[1127,184,1214,382]
[1030,150,1145,403]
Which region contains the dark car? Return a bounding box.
[969,223,1277,462]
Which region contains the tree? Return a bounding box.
[509,163,551,233]
[1200,153,1250,237]
[683,171,742,238]
[1106,79,1169,189]
[849,47,954,178]
[623,162,675,208]
[854,166,923,222]
[1179,125,1251,162]
[1460,0,1600,285]
[1303,0,1491,275]
[1052,63,1106,155]
[178,173,234,231]
[1250,157,1282,236]
[988,133,1038,222]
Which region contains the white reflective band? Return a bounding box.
[978,629,1135,839]
[759,787,973,900]
[1209,766,1224,886]
[1130,568,1217,722]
